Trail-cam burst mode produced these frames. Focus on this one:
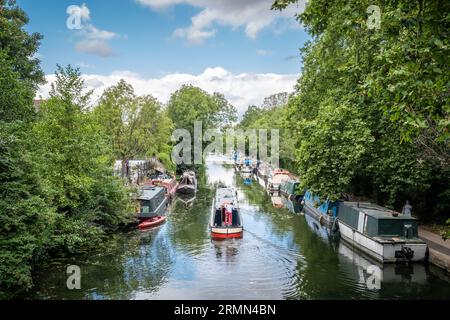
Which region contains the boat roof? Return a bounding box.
[137,186,165,200]
[342,202,417,221]
[215,187,237,206]
[271,174,290,183]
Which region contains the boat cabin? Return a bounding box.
[280,180,302,197]
[151,174,178,197]
[212,188,240,227]
[136,186,167,218]
[338,202,419,240]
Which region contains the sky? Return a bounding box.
[18,0,309,114]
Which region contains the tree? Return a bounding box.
[94,80,174,174]
[212,92,237,131]
[273,0,449,219]
[262,92,289,110]
[296,100,373,200]
[0,0,51,298]
[239,105,262,129]
[0,122,56,299]
[167,85,218,133]
[0,0,45,122]
[33,66,133,252]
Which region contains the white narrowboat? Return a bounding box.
[337,202,427,263]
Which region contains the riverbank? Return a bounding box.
[419,227,450,272]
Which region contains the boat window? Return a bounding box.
[378,220,418,237]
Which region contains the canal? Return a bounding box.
[27,161,450,299]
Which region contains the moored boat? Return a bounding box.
[209,187,243,239]
[254,161,272,188]
[240,163,253,180]
[267,169,291,196]
[177,171,197,195]
[302,190,340,238]
[135,185,167,218]
[177,193,196,207]
[337,202,427,263]
[138,216,167,229]
[150,174,178,200]
[280,179,304,214]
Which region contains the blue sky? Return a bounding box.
[19,0,309,113]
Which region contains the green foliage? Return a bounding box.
[239,105,262,129]
[239,103,297,171]
[94,80,174,171]
[33,66,134,230]
[0,0,44,122]
[167,84,237,133]
[212,92,238,131]
[0,122,56,298]
[1,63,134,298]
[273,0,450,220]
[297,101,373,199]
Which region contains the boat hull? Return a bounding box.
[138,216,167,229]
[176,185,196,195]
[338,220,427,263]
[255,174,267,189]
[209,188,243,240]
[210,227,243,239]
[303,202,335,229]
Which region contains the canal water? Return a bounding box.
[28,161,450,299]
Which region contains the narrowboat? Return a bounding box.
[254,161,271,189]
[240,163,253,180]
[209,187,243,239]
[280,179,304,214]
[150,174,178,200]
[337,202,427,263]
[177,171,197,195]
[177,193,196,207]
[302,190,340,238]
[135,186,168,230]
[266,169,290,196]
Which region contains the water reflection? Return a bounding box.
[26,161,450,300]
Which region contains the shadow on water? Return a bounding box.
[26,161,450,299]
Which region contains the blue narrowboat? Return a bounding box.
[302,190,340,238]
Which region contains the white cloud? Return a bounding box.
[37,67,298,115]
[82,25,117,40]
[137,0,306,44]
[75,39,114,57]
[69,4,121,57]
